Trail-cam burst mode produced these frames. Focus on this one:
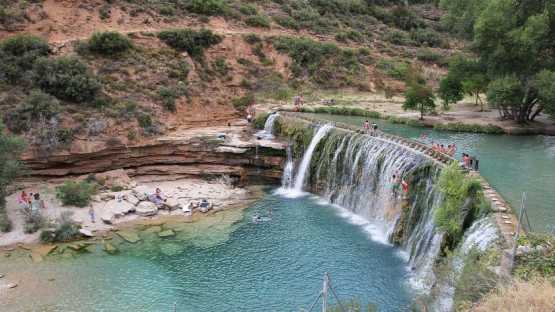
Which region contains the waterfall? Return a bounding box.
[289,124,332,196]
[256,113,279,139]
[281,144,294,189]
[282,126,445,290]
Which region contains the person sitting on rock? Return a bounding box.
[17,191,30,210]
[148,188,166,208]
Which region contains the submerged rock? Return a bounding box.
[33,245,58,257]
[117,230,141,243]
[142,226,162,234]
[159,243,185,256]
[136,201,158,217]
[103,243,118,254]
[158,230,176,238]
[67,243,88,251]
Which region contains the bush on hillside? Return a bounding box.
[56,180,97,207]
[4,90,60,134]
[335,30,364,43]
[243,33,262,45]
[34,57,101,103]
[40,211,81,243]
[158,87,178,112]
[87,32,134,55]
[416,48,444,63]
[158,28,222,59]
[186,0,228,16]
[376,59,409,80]
[238,4,257,16]
[0,34,49,84]
[245,15,271,28]
[22,208,45,234]
[390,5,421,30]
[410,29,443,47]
[383,30,412,46]
[232,94,255,111]
[272,15,300,30]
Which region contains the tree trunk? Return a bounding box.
[530,106,543,121]
[420,104,424,120]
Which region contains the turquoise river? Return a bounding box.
[1,193,414,312]
[304,113,555,233]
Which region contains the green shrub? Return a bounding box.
[383,30,412,46]
[433,122,504,134]
[390,5,421,30]
[232,94,255,111]
[253,112,270,129]
[245,15,271,28]
[56,180,97,207]
[87,32,133,55]
[34,57,101,103]
[4,90,60,134]
[0,212,12,232]
[416,48,444,63]
[212,58,230,76]
[306,106,381,119]
[435,162,484,246]
[376,59,409,80]
[39,211,81,243]
[158,87,178,112]
[335,30,364,43]
[239,4,257,16]
[0,34,49,83]
[273,15,300,30]
[243,33,262,45]
[22,209,44,234]
[159,5,176,16]
[158,28,222,59]
[186,0,228,16]
[410,29,443,47]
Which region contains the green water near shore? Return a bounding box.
[1,194,414,312]
[304,113,555,233]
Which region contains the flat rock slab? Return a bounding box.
[33,245,58,257]
[103,243,118,254]
[67,243,88,251]
[117,230,141,243]
[136,201,158,217]
[158,230,176,238]
[142,226,162,234]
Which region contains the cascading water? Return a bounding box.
[256,113,279,139]
[280,125,446,291]
[287,124,332,197]
[281,144,294,189]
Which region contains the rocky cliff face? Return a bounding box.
[21,124,286,184]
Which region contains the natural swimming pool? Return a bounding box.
[1,193,414,312]
[302,113,555,233]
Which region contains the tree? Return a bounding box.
[462,73,488,111]
[403,82,436,120]
[0,122,25,232]
[438,75,464,110]
[473,0,555,122]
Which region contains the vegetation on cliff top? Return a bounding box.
[0,122,25,232]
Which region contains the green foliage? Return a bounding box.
[410,28,443,47]
[243,33,262,45]
[0,122,25,232]
[433,122,504,134]
[473,0,555,121]
[86,32,133,55]
[376,59,409,80]
[158,28,222,59]
[514,233,555,281]
[327,298,377,312]
[253,112,270,130]
[390,5,421,31]
[273,36,365,88]
[22,208,44,234]
[383,30,412,46]
[435,163,483,246]
[56,180,97,207]
[4,90,60,134]
[300,106,381,119]
[158,87,178,112]
[238,4,257,16]
[34,57,101,103]
[245,15,271,28]
[212,58,230,76]
[403,82,436,120]
[335,30,364,43]
[0,34,49,84]
[416,48,445,64]
[186,0,228,16]
[454,248,500,306]
[232,94,255,111]
[137,113,153,129]
[438,75,464,109]
[272,15,299,30]
[440,0,488,39]
[40,211,81,243]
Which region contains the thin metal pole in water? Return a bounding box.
[510,192,526,271]
[322,273,328,312]
[327,273,348,312]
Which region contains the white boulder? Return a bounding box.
[132,185,150,201]
[79,229,94,237]
[126,194,140,206]
[165,198,181,210]
[136,201,158,217]
[101,214,114,225]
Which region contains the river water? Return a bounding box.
[1,194,413,312]
[303,113,555,233]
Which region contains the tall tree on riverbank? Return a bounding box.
[0,123,25,232]
[441,0,555,122]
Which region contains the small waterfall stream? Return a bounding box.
[281,144,294,189]
[256,112,279,139]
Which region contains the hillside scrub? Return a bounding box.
[56,180,98,207]
[158,28,222,59]
[272,37,367,89]
[4,90,60,134]
[0,122,25,232]
[85,32,134,56]
[0,34,50,84]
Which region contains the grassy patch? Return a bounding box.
[158,28,222,59]
[56,180,98,207]
[433,122,504,134]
